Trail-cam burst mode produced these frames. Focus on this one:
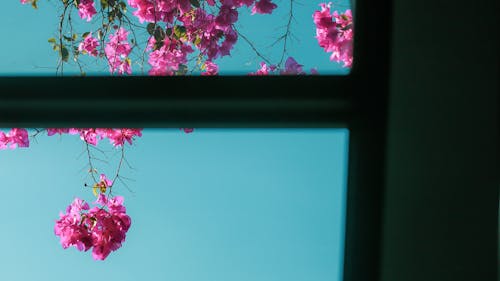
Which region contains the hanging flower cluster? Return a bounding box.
[54,188,132,260]
[0,128,29,149]
[21,0,353,75]
[46,128,143,147]
[2,128,197,260]
[313,2,354,67]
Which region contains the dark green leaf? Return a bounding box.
[119,1,127,12]
[173,25,186,40]
[154,26,165,41]
[176,64,188,75]
[190,0,200,8]
[82,32,90,38]
[146,23,156,36]
[47,37,56,44]
[193,36,201,46]
[60,46,69,62]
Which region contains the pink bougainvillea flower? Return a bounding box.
[54,196,131,260]
[313,3,353,67]
[78,128,100,145]
[95,193,108,206]
[92,173,113,196]
[78,0,97,22]
[47,128,70,136]
[105,28,132,75]
[96,128,143,147]
[252,0,277,15]
[100,174,113,188]
[45,128,143,147]
[280,57,306,75]
[249,62,276,75]
[181,128,194,133]
[216,5,239,28]
[201,61,219,76]
[78,33,100,57]
[0,131,8,149]
[0,128,30,149]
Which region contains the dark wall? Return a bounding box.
[383,0,498,280]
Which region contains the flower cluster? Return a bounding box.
[78,33,100,57]
[0,128,29,150]
[54,194,131,260]
[105,28,132,75]
[201,61,219,76]
[250,57,318,75]
[46,128,143,147]
[181,128,194,133]
[147,37,194,76]
[313,3,354,67]
[116,0,276,75]
[78,0,97,22]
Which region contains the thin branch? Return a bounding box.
[234,27,273,66]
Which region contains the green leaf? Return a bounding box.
[82,32,90,38]
[92,186,98,197]
[193,36,201,46]
[146,23,156,36]
[60,46,69,62]
[176,64,188,75]
[190,0,200,8]
[173,25,186,40]
[63,35,73,42]
[100,0,108,9]
[154,26,165,42]
[31,0,38,9]
[47,37,56,44]
[119,1,127,12]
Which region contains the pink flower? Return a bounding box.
[47,128,70,136]
[249,62,276,75]
[313,3,354,68]
[251,0,277,15]
[78,33,100,57]
[100,174,113,188]
[0,128,29,149]
[148,38,193,76]
[55,196,131,260]
[215,5,239,28]
[105,28,132,75]
[181,128,194,133]
[280,57,305,75]
[96,128,143,147]
[201,61,219,76]
[78,0,97,22]
[78,128,100,145]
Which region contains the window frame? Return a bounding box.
[0,1,392,281]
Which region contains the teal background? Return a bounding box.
[0,128,349,281]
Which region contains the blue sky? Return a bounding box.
[0,128,349,281]
[0,0,352,75]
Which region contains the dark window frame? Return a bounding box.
[0,1,392,281]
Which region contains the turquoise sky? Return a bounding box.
[0,0,351,75]
[0,128,349,281]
